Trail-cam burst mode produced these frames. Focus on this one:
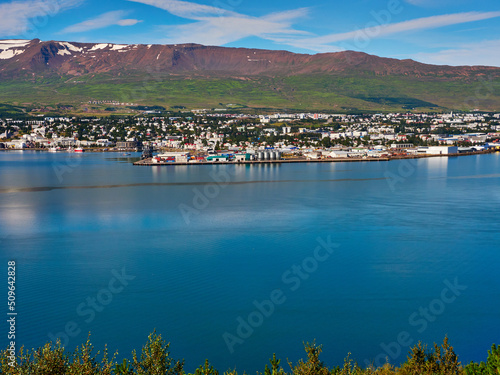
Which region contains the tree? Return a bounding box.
[67,336,115,374]
[399,337,460,375]
[289,342,330,375]
[264,353,285,375]
[115,359,134,375]
[321,137,332,148]
[131,331,184,375]
[465,344,500,375]
[195,359,219,375]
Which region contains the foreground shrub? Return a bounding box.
[398,336,460,375]
[464,344,500,375]
[1,334,498,375]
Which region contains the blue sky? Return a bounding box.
[0,0,499,66]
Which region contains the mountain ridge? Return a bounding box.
[1,39,499,111]
[2,39,499,77]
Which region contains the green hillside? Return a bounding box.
[1,72,499,112]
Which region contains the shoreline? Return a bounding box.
[133,149,497,166]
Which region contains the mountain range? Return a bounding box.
[1,39,499,112]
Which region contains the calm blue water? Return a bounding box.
[1,151,499,372]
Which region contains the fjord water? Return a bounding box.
[1,151,499,372]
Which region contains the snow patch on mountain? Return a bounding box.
[57,49,71,56]
[110,44,128,51]
[0,40,30,59]
[0,49,25,59]
[59,42,82,53]
[90,44,110,51]
[0,40,30,48]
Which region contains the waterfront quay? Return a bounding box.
[134,157,390,166]
[133,148,496,166]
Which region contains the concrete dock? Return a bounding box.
[133,149,497,166]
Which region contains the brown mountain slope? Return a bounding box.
[1,39,499,79]
[1,39,500,111]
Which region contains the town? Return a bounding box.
[1,111,499,164]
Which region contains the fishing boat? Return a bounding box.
[74,147,85,153]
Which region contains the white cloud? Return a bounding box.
[117,19,141,26]
[128,0,240,19]
[158,14,309,46]
[0,0,83,37]
[126,0,500,59]
[404,0,461,7]
[61,10,142,33]
[128,0,309,46]
[405,0,433,5]
[290,11,500,51]
[413,39,500,67]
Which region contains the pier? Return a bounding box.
[133,149,497,166]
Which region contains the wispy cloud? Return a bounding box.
[404,0,461,7]
[128,0,309,46]
[61,10,142,33]
[413,39,500,67]
[125,0,500,58]
[287,11,500,52]
[158,16,309,46]
[128,0,240,19]
[404,0,434,6]
[0,0,83,37]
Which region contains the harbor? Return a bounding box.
[133,148,497,166]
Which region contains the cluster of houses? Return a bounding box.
[1,112,499,155]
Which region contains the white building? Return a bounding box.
[304,151,322,159]
[390,143,414,150]
[329,151,350,158]
[417,146,458,155]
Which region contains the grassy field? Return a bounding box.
[1,71,499,112]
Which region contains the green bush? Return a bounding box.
[1,335,498,375]
[464,344,500,375]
